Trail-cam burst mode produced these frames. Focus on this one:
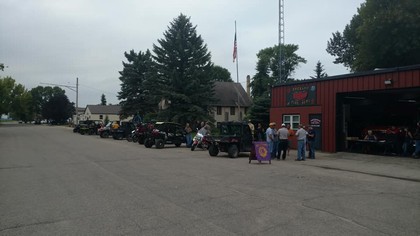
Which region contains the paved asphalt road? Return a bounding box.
[1,124,419,236]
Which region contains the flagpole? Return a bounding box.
[235,21,239,83]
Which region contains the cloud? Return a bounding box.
[0,0,365,107]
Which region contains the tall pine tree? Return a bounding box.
[310,61,328,79]
[153,14,216,124]
[100,94,107,105]
[118,49,158,118]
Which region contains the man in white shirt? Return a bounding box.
[295,124,307,161]
[276,123,289,160]
[265,122,276,159]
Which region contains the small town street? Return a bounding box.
[1,124,419,235]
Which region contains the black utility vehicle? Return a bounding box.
[207,121,253,158]
[77,120,102,135]
[143,122,185,149]
[73,121,85,133]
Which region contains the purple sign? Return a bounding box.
[254,142,270,162]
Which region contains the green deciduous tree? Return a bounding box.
[10,84,33,122]
[209,65,233,82]
[42,93,74,123]
[30,86,65,120]
[0,77,16,115]
[152,14,216,124]
[310,61,328,79]
[327,0,420,71]
[247,44,306,123]
[0,77,33,121]
[118,49,158,118]
[250,44,306,97]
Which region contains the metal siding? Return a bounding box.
[271,67,420,152]
[368,75,374,90]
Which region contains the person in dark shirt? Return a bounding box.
[401,127,413,157]
[256,123,265,141]
[306,126,316,159]
[364,130,377,141]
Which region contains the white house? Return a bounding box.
[212,82,252,123]
[79,105,131,123]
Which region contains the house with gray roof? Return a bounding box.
[212,82,252,123]
[80,105,132,123]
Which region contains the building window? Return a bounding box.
[217,106,222,115]
[99,115,103,119]
[283,115,300,130]
[230,107,235,115]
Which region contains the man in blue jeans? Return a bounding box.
[306,126,316,159]
[266,122,276,159]
[295,124,307,161]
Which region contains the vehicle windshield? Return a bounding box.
[220,124,242,136]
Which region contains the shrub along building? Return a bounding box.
[270,64,420,153]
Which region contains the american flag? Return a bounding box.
[233,32,237,63]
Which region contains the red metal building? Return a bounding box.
[270,65,420,153]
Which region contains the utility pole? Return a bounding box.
[279,0,285,83]
[40,77,79,124]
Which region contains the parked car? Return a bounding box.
[143,122,185,149]
[207,121,253,158]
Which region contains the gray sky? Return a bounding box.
[0,0,365,107]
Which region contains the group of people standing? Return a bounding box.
[265,122,316,161]
[363,122,420,158]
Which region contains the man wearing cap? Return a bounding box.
[295,124,308,161]
[266,122,276,159]
[276,123,289,160]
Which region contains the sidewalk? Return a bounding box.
[288,150,420,182]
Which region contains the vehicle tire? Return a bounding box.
[126,135,133,142]
[228,145,239,158]
[102,131,109,138]
[155,139,164,149]
[132,135,139,143]
[191,143,197,151]
[138,137,145,145]
[208,144,219,156]
[174,140,182,147]
[144,138,153,148]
